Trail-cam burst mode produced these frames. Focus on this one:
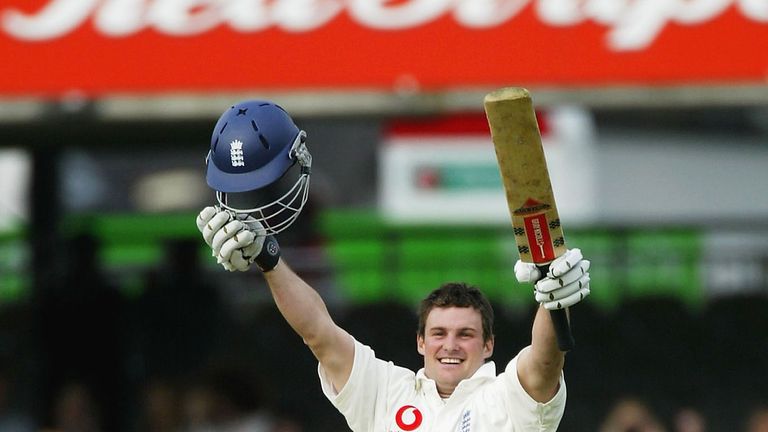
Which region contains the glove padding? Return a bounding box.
[196,206,280,272]
[514,248,591,310]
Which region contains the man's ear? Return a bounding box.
[417,333,425,356]
[483,335,495,359]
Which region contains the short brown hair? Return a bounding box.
[417,282,494,343]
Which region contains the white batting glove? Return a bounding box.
[196,206,271,272]
[514,248,591,310]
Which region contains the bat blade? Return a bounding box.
[484,87,574,351]
[485,87,567,264]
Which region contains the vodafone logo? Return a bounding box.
[395,405,423,431]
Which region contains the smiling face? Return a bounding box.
[417,306,494,398]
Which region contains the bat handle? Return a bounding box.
[537,264,575,352]
[550,309,574,352]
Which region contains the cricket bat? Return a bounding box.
[484,87,575,352]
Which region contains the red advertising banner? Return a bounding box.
[1,0,767,97]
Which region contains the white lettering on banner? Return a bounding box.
[219,0,270,32]
[271,0,343,32]
[148,0,220,36]
[2,0,765,50]
[583,0,624,25]
[96,0,144,37]
[740,0,768,21]
[602,0,734,51]
[536,0,584,26]
[2,0,98,41]
[348,0,449,29]
[455,0,530,28]
[605,0,678,51]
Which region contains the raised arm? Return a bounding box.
[264,260,355,392]
[197,207,355,392]
[514,249,591,402]
[517,305,566,402]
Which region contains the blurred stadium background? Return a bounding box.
[1,2,768,431]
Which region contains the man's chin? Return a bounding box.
[433,368,467,384]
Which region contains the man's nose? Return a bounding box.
[443,335,459,352]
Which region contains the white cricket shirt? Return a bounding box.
[319,339,566,432]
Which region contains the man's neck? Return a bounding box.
[437,384,456,399]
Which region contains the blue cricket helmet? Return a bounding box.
[207,100,301,192]
[205,100,312,234]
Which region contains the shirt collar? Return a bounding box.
[415,361,497,393]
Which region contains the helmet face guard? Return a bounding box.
[206,101,312,235]
[215,132,311,235]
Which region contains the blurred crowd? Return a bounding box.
[4,367,768,432]
[0,366,302,432]
[598,396,768,432]
[0,232,308,432]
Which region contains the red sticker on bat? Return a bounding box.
[523,213,555,263]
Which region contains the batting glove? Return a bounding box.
[514,248,591,310]
[196,206,281,272]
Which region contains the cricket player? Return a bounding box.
[196,100,592,431]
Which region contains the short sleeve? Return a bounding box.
[318,339,413,432]
[497,346,567,431]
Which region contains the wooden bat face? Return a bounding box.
[484,87,566,265]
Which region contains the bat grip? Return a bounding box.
[550,309,574,352]
[537,264,575,352]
